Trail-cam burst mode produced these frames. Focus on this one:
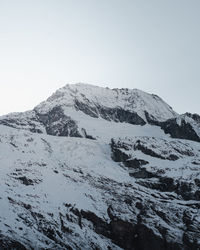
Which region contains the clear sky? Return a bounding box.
[0,0,199,115]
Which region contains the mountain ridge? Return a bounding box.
[35,83,177,122]
[0,83,199,142]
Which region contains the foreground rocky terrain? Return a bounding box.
[0,83,199,249]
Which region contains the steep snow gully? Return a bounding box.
[0,83,199,250]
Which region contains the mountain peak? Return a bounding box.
[36,83,177,123]
[2,83,200,143]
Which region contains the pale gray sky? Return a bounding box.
[0,0,199,115]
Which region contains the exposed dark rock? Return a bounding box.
[74,100,146,125]
[80,210,110,238]
[134,141,179,161]
[135,223,183,250]
[182,232,199,250]
[194,178,200,187]
[0,235,28,250]
[125,158,149,169]
[111,145,129,163]
[23,203,32,210]
[130,168,156,179]
[73,207,185,250]
[109,219,136,250]
[74,99,99,118]
[192,161,200,165]
[0,113,44,134]
[160,113,200,142]
[81,128,96,140]
[182,210,200,250]
[36,106,82,137]
[111,139,149,169]
[139,177,177,193]
[99,107,146,125]
[42,227,57,241]
[176,182,194,201]
[194,190,200,201]
[144,111,160,125]
[138,177,200,202]
[17,176,34,186]
[146,111,200,143]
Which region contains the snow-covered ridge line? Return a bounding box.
[0,83,200,143]
[35,83,177,123]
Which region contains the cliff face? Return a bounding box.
[160,113,200,142]
[0,83,199,250]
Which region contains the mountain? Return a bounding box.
[0,83,177,137]
[0,83,199,250]
[1,83,199,143]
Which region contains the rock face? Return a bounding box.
[0,110,45,134]
[160,113,200,142]
[35,106,82,137]
[0,83,199,250]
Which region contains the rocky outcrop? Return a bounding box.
[160,113,200,142]
[0,110,45,133]
[0,236,28,250]
[75,99,146,125]
[35,106,82,137]
[111,137,200,202]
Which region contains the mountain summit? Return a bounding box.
[0,83,199,142]
[36,83,177,122]
[0,83,199,249]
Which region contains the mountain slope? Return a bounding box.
[0,125,200,250]
[0,83,199,250]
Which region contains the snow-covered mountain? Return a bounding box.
[35,83,177,122]
[0,83,177,137]
[0,83,199,250]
